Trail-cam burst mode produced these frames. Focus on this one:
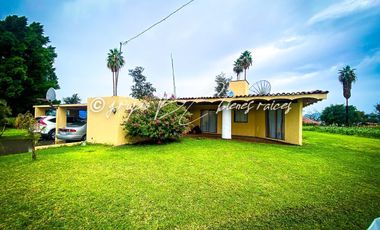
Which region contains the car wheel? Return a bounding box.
[48,129,56,140]
[81,135,86,141]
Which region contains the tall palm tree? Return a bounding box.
[239,50,253,80]
[338,65,357,126]
[107,48,125,96]
[233,59,243,80]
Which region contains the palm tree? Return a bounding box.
[338,65,357,126]
[233,59,243,80]
[107,48,125,96]
[239,50,253,80]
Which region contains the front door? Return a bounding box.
[266,109,285,140]
[200,110,217,133]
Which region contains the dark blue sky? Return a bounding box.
[1,0,379,113]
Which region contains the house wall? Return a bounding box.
[188,101,303,145]
[55,107,67,144]
[87,96,141,146]
[284,100,303,145]
[229,80,249,96]
[34,107,47,117]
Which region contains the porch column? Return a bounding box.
[55,107,66,144]
[222,104,231,139]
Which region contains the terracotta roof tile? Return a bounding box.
[176,90,328,100]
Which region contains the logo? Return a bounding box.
[90,97,105,112]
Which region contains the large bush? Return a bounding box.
[122,99,191,143]
[320,104,363,126]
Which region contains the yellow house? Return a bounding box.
[34,80,327,146]
[176,80,328,145]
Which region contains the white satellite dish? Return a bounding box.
[249,80,271,95]
[46,88,56,102]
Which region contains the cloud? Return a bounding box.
[62,0,124,20]
[307,0,380,25]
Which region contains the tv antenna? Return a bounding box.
[171,53,177,98]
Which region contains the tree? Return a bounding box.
[233,59,243,80]
[363,113,378,124]
[239,50,253,80]
[15,112,40,160]
[129,67,156,99]
[63,93,81,104]
[320,104,363,126]
[0,99,11,136]
[376,103,380,116]
[214,73,230,97]
[338,65,357,126]
[0,15,59,115]
[107,48,125,96]
[122,98,191,143]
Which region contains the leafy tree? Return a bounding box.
[129,67,156,99]
[106,48,125,96]
[376,103,380,119]
[122,98,191,143]
[0,99,11,136]
[214,73,230,97]
[63,93,81,104]
[363,113,379,124]
[320,104,363,126]
[233,59,243,80]
[239,50,253,80]
[338,65,357,126]
[0,15,59,115]
[15,112,40,160]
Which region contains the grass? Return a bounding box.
[0,131,379,229]
[304,125,380,139]
[0,128,27,139]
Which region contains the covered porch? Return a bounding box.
[177,90,328,145]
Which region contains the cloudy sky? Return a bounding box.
[1,0,379,113]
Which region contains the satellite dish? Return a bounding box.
[46,88,56,102]
[249,80,271,95]
[226,90,234,97]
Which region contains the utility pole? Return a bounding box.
[171,53,177,98]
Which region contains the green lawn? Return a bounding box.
[0,128,27,139]
[0,131,379,229]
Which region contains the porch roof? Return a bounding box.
[33,103,87,109]
[175,90,328,107]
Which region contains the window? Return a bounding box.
[266,109,285,140]
[200,110,217,133]
[234,110,248,123]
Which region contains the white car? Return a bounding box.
[36,116,56,140]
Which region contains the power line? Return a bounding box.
[121,0,195,47]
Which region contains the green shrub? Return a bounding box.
[122,99,191,143]
[5,117,16,128]
[303,125,380,139]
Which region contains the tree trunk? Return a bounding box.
[345,98,349,126]
[244,69,247,80]
[112,72,115,96]
[31,141,36,160]
[115,70,118,96]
